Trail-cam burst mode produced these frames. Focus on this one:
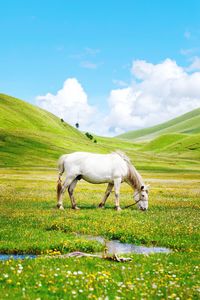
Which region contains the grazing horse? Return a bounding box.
[57,151,149,211]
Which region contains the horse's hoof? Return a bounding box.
[57,205,64,210]
[72,206,80,210]
[98,203,105,208]
[115,206,122,211]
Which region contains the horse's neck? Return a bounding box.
[128,165,144,190]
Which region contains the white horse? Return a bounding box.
[57,151,149,211]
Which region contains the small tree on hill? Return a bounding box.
[85,132,97,143]
[85,132,94,140]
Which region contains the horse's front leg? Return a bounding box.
[114,178,122,211]
[99,182,114,208]
[68,179,79,209]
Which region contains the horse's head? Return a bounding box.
[134,185,149,211]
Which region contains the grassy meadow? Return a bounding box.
[0,166,200,299]
[0,94,200,299]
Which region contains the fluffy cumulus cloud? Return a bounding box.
[36,78,96,131]
[36,59,200,136]
[105,58,200,135]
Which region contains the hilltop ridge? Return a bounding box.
[117,108,200,141]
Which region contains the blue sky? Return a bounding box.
[1,0,200,135]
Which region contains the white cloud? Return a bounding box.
[85,47,100,56]
[36,78,96,131]
[112,79,128,87]
[105,58,200,135]
[35,59,200,137]
[70,47,100,60]
[180,48,199,56]
[186,56,200,71]
[80,61,98,69]
[70,47,102,70]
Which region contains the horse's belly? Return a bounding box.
[82,174,113,184]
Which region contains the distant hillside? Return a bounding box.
[117,108,200,141]
[0,94,103,167]
[140,133,200,160]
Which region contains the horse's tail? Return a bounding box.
[57,155,66,200]
[57,178,62,201]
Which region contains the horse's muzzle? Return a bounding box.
[140,207,147,211]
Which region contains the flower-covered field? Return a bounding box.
[0,169,200,299]
[1,253,199,299]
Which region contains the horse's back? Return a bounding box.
[62,152,114,168]
[62,151,110,160]
[60,152,128,183]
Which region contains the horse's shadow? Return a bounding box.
[52,204,116,210]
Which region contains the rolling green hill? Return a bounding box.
[117,108,200,160]
[117,108,200,141]
[141,133,200,158]
[0,94,106,167]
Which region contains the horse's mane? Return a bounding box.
[114,151,144,190]
[114,150,131,163]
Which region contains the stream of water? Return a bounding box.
[0,254,36,261]
[0,235,171,260]
[78,234,171,255]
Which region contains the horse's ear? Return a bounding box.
[141,186,144,191]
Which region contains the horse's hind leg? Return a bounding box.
[99,183,114,208]
[57,177,75,209]
[68,179,79,209]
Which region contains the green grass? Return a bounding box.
[141,134,187,152]
[0,169,199,299]
[140,133,200,160]
[1,253,199,299]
